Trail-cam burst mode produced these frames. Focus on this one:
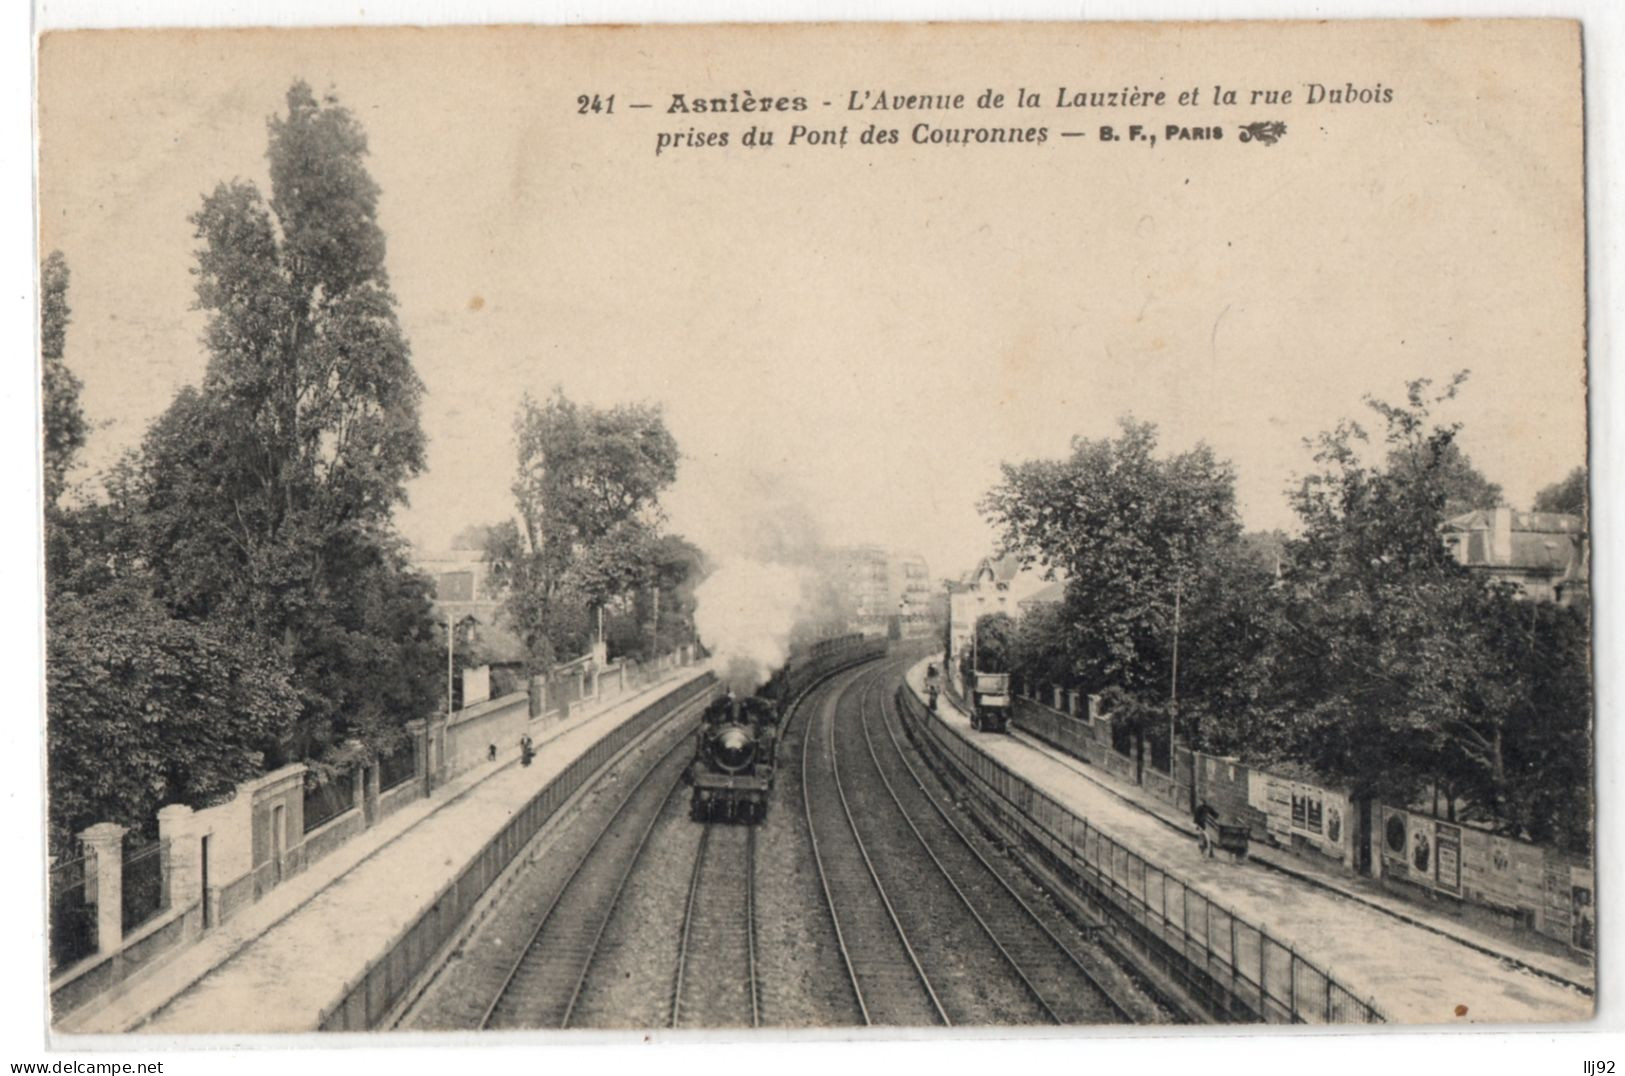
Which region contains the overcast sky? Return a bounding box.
[37,23,1586,582]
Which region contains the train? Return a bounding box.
[685,692,781,823]
[685,632,889,824]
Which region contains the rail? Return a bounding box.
[803,667,948,1026]
[853,672,1056,1021]
[894,682,1386,1025]
[864,670,1133,1023]
[479,730,694,1029]
[669,825,760,1029]
[318,671,716,1031]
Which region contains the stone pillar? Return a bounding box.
[429,715,447,784]
[157,805,197,919]
[351,765,368,826]
[79,822,126,956]
[1068,690,1081,717]
[1087,693,1102,721]
[1052,685,1064,711]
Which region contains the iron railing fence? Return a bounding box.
[318,672,717,1031]
[378,744,417,793]
[49,851,96,972]
[304,775,357,834]
[895,685,1386,1025]
[120,836,169,935]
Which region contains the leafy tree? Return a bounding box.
[1385,437,1502,518]
[48,583,300,850]
[1276,373,1534,854]
[981,418,1246,730]
[1009,601,1073,699]
[1174,536,1294,759]
[133,82,435,759]
[1483,598,1591,851]
[966,611,1016,673]
[41,251,86,512]
[485,390,680,671]
[1533,466,1587,519]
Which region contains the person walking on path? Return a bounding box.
[1194,801,1219,857]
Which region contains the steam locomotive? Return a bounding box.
[685,692,781,823]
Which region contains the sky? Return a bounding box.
[36,22,1588,584]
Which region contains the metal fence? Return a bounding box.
[121,836,169,935]
[304,776,356,834]
[378,744,417,793]
[896,686,1385,1025]
[49,851,97,972]
[318,671,717,1031]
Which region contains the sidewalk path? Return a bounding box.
[1004,701,1593,995]
[906,660,1591,1025]
[61,665,710,1036]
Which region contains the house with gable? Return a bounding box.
[946,553,1056,676]
[1442,506,1588,606]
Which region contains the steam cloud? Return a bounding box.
[694,561,806,694]
[689,469,857,693]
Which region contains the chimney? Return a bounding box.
[1491,506,1513,564]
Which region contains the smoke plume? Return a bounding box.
[694,561,806,694]
[687,468,857,693]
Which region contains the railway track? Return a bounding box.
[801,665,948,1026]
[831,665,1050,1023]
[670,824,759,1028]
[860,667,1137,1023]
[479,733,691,1030]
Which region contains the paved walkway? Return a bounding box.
[906,660,1592,1025]
[59,665,710,1037]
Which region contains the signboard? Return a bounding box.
[1381,806,1410,876]
[1407,814,1435,885]
[1435,822,1462,896]
[1571,867,1595,952]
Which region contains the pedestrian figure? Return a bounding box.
[520,734,535,767]
[487,743,497,762]
[1194,802,1219,857]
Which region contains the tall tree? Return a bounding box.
[1385,437,1502,518]
[40,251,87,512]
[41,255,300,849]
[1278,373,1524,850]
[485,390,680,671]
[136,82,435,759]
[1533,466,1587,518]
[981,418,1246,726]
[48,583,299,850]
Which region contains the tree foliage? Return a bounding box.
[41,251,87,512]
[982,375,1591,849]
[91,82,435,764]
[48,583,299,850]
[1533,466,1587,518]
[486,390,683,672]
[965,612,1016,674]
[1385,437,1502,518]
[1278,374,1497,805]
[981,417,1249,728]
[42,253,301,847]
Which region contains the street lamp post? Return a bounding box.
[432,607,452,798]
[1169,568,1182,774]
